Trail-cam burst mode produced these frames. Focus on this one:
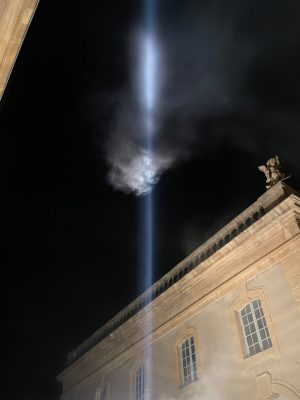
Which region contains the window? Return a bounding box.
[181,336,198,386]
[95,387,107,400]
[135,364,145,400]
[240,299,272,357]
[100,387,107,400]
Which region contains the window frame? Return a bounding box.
[230,286,281,362]
[180,336,198,386]
[239,298,272,357]
[173,327,201,390]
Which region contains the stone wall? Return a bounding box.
[0,0,39,99]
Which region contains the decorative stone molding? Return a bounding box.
[256,372,275,399]
[248,372,300,400]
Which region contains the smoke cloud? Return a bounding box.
[102,0,300,195]
[107,145,174,196]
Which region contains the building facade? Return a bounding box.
[58,182,300,400]
[0,0,39,99]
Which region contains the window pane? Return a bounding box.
[254,343,261,353]
[257,318,263,329]
[252,333,258,344]
[262,339,269,350]
[260,329,266,340]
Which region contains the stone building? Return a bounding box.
[0,0,39,100]
[58,182,300,400]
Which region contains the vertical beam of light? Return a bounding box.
[139,3,157,288]
[142,33,157,117]
[139,33,157,292]
[138,0,158,292]
[140,190,153,297]
[138,0,158,398]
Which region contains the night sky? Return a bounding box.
[2,1,300,399]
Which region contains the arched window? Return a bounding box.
[95,387,107,400]
[181,336,198,386]
[135,364,145,400]
[100,387,107,400]
[240,299,272,357]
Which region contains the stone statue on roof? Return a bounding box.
[258,155,288,190]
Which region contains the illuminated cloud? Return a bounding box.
[107,148,173,195]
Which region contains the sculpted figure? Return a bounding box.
[258,155,287,189]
